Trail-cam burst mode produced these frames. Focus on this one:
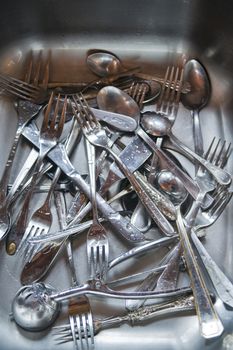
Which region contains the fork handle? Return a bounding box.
[22,126,145,243]
[0,124,23,203]
[6,153,46,254]
[191,230,233,308]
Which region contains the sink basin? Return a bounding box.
[0,1,232,349]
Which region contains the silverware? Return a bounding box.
[97,85,202,203]
[54,294,195,344]
[6,93,66,255]
[78,108,109,281]
[181,59,211,172]
[17,118,80,261]
[73,93,176,236]
[176,208,224,339]
[21,114,146,243]
[56,191,95,350]
[0,53,49,241]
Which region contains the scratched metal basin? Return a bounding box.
[0,0,233,349]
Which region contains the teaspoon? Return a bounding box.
[181,59,211,167]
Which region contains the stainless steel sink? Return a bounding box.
[0,1,233,349]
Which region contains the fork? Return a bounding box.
[6,93,66,255]
[54,294,195,346]
[85,138,109,281]
[0,50,49,104]
[124,138,230,336]
[0,53,50,242]
[17,117,81,261]
[77,98,109,280]
[155,66,182,121]
[16,166,62,262]
[56,191,95,350]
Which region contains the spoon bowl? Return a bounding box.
[181,59,210,110]
[87,52,123,77]
[97,85,140,120]
[156,169,188,206]
[181,59,211,165]
[11,283,60,332]
[140,111,171,136]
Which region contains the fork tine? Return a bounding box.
[211,139,226,165]
[167,67,178,115]
[76,314,84,349]
[203,137,216,160]
[16,225,36,255]
[0,78,40,100]
[81,313,91,349]
[208,188,232,218]
[172,67,184,118]
[156,66,170,112]
[128,82,136,99]
[218,142,232,168]
[50,94,61,129]
[57,95,68,134]
[0,74,41,92]
[88,312,95,348]
[163,66,175,114]
[74,94,92,128]
[42,91,55,130]
[207,138,221,163]
[24,50,33,84]
[42,50,51,90]
[70,316,79,349]
[23,228,45,263]
[80,93,98,125]
[33,50,42,86]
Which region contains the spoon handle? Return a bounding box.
[176,208,224,339]
[192,109,204,173]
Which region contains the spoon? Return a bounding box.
[181,59,211,169]
[86,51,124,77]
[11,283,60,331]
[156,169,188,206]
[140,112,231,186]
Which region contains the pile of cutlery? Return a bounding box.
[0,49,232,350]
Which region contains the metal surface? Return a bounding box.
[0,0,233,349]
